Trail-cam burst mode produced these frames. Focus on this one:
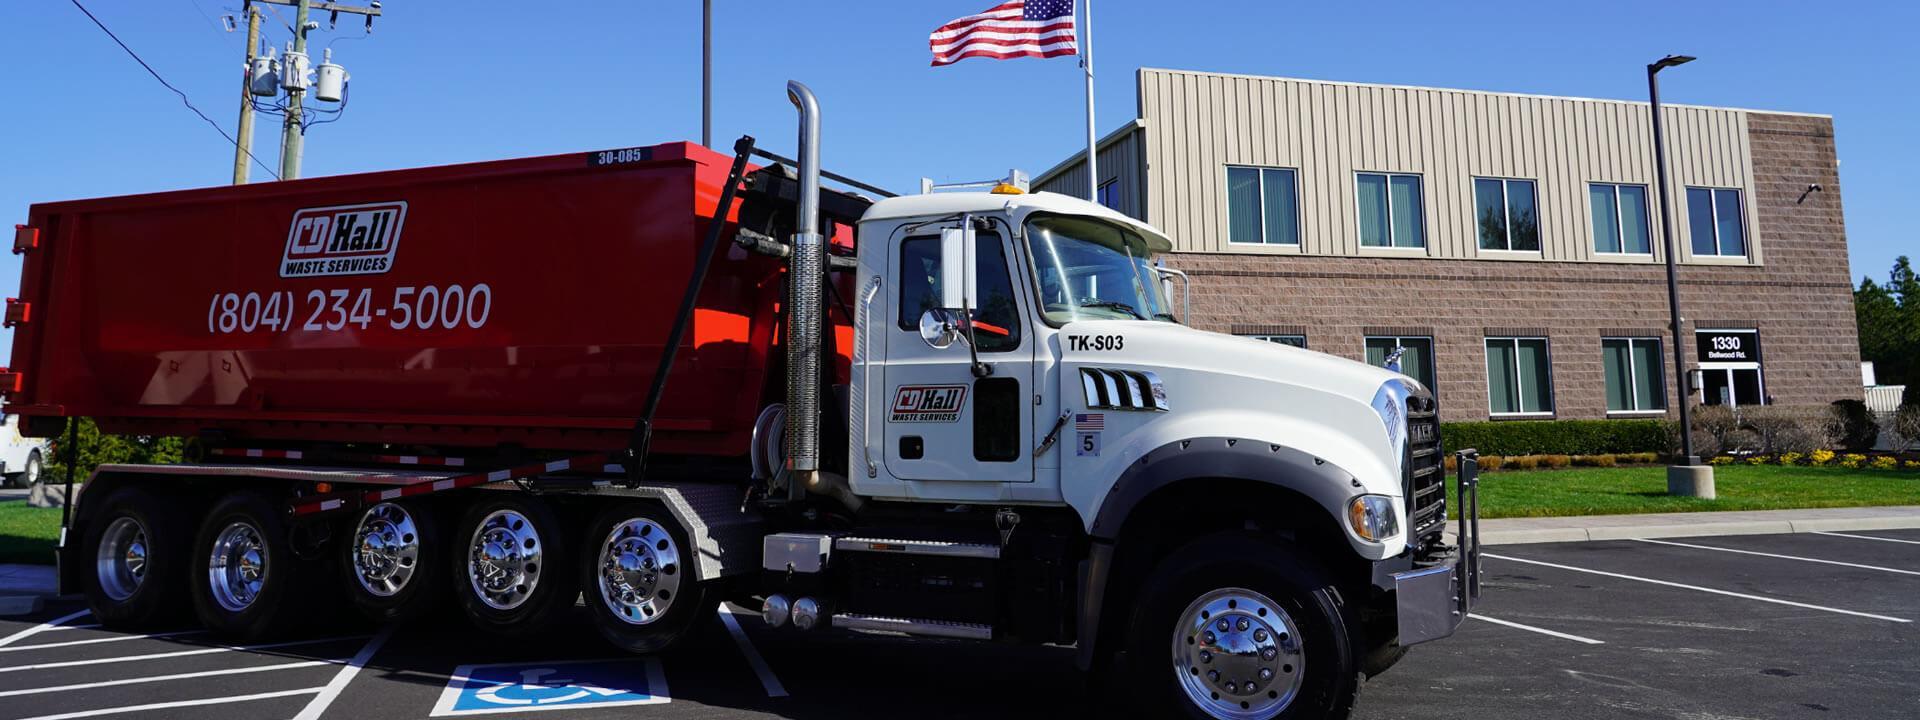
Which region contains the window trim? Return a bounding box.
[1588,182,1654,257]
[1601,336,1667,415]
[1224,165,1302,246]
[1472,176,1541,253]
[1484,336,1555,418]
[1353,171,1426,249]
[1685,186,1749,258]
[1241,333,1308,349]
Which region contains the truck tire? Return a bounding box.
[80,487,192,628]
[1123,533,1361,720]
[342,500,445,623]
[579,503,712,654]
[190,491,314,640]
[22,451,44,487]
[452,497,578,636]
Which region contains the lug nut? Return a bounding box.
[1199,650,1212,664]
[1254,629,1268,642]
[1203,631,1216,644]
[1237,618,1250,631]
[1207,670,1219,682]
[1217,619,1230,632]
[1223,681,1238,694]
[1261,647,1278,661]
[1259,668,1274,681]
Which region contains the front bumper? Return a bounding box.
[1389,450,1481,646]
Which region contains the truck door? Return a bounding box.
[881,226,1034,483]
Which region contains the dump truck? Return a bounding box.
[5,82,1478,719]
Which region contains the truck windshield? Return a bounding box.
[1025,214,1174,325]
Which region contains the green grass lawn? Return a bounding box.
[0,501,62,565]
[1458,464,1920,519]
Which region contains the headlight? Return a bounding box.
[1347,494,1399,542]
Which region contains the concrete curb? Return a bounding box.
[1451,507,1920,546]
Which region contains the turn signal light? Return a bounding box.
[989,182,1025,195]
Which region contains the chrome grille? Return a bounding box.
[1404,396,1445,544]
[1078,368,1169,412]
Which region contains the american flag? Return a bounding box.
[929,0,1078,67]
[1074,413,1104,431]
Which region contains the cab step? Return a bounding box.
[834,536,1001,560]
[831,613,994,640]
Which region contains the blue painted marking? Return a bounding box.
[431,658,669,716]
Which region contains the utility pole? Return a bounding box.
[1647,53,1714,499]
[279,0,312,180]
[702,0,712,147]
[232,3,263,184]
[245,0,381,181]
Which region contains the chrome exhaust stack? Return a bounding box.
[784,80,824,492]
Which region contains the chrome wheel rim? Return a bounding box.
[596,517,681,626]
[352,503,421,598]
[208,521,268,612]
[23,455,41,486]
[95,516,149,602]
[467,509,542,611]
[1171,587,1304,719]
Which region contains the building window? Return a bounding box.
[1356,173,1424,248]
[1364,336,1434,393]
[1243,334,1308,349]
[1226,166,1299,245]
[1096,179,1120,210]
[1589,183,1651,254]
[1602,337,1666,413]
[1485,337,1553,416]
[1686,187,1747,257]
[1474,178,1539,251]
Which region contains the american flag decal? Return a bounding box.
[1075,413,1105,431]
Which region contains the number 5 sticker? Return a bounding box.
[1077,432,1101,457]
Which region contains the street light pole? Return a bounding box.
[1648,54,1713,497]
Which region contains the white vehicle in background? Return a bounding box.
[0,413,49,487]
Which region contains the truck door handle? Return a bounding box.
[1034,411,1070,458]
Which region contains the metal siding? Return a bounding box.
[1125,70,1763,264]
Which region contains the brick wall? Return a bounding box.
[1162,112,1859,422]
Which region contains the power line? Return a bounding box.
[68,0,281,180]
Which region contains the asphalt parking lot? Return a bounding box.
[1,528,1915,720]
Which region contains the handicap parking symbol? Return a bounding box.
[431,658,669,716]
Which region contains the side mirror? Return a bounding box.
[918,308,960,350]
[939,226,977,311]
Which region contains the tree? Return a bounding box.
[45,418,184,484]
[1857,256,1919,392]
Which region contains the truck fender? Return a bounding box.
[1075,436,1366,671]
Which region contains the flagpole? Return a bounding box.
[1082,0,1097,201]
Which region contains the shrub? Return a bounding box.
[1541,454,1572,469]
[1870,456,1899,470]
[1591,454,1617,467]
[1905,460,1920,470]
[1708,455,1734,465]
[1623,452,1660,464]
[1741,406,1829,455]
[1443,419,1671,457]
[1688,405,1744,457]
[1507,455,1540,470]
[1890,404,1920,454]
[1744,455,1768,465]
[1839,453,1868,469]
[1828,400,1880,452]
[1810,448,1836,465]
[1478,455,1504,471]
[1444,454,1458,473]
[1777,452,1804,466]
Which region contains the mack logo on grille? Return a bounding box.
[1410,421,1436,445]
[890,384,968,423]
[280,201,408,278]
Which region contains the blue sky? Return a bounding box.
[1,1,1912,364]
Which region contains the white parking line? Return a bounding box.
[0,658,345,697]
[0,610,90,648]
[291,625,395,720]
[15,687,325,720]
[1635,538,1920,577]
[717,605,788,698]
[1483,553,1912,623]
[0,629,205,653]
[40,623,101,634]
[1471,614,1605,645]
[0,634,372,674]
[1814,531,1920,546]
